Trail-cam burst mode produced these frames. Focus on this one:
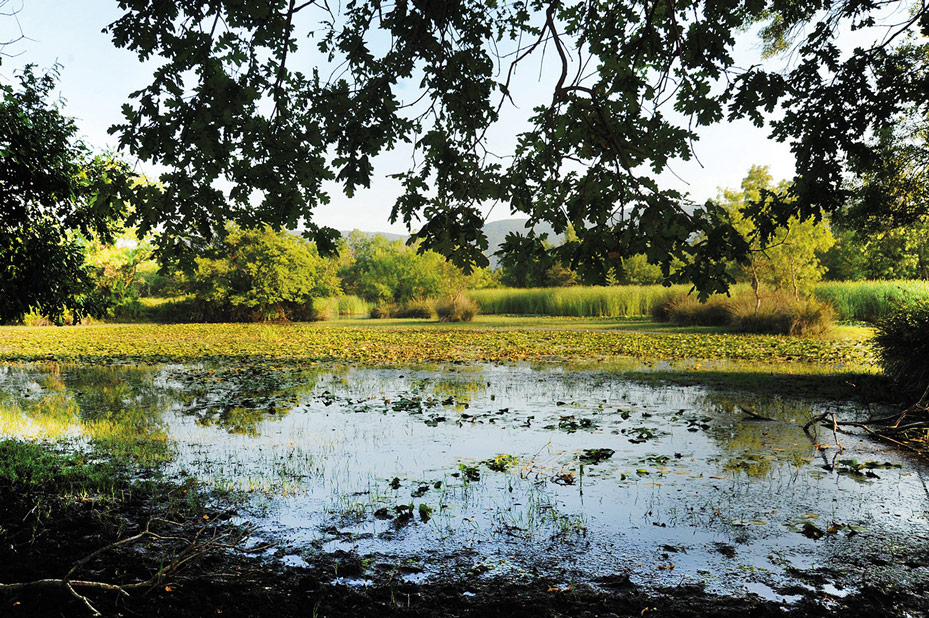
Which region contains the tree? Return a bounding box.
[189,226,341,321]
[0,65,149,324]
[497,232,579,288]
[338,232,468,303]
[84,234,156,319]
[102,1,928,297]
[825,111,929,280]
[716,166,835,307]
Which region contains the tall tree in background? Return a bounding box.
[102,1,929,297]
[826,110,929,280]
[716,166,835,309]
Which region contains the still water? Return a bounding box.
[1,363,926,599]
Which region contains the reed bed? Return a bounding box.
[812,280,929,322]
[470,281,929,322]
[469,285,692,317]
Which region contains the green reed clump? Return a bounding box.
[875,299,929,399]
[469,285,690,317]
[436,295,479,322]
[813,280,929,322]
[333,295,371,317]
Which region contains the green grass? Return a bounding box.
[0,439,125,493]
[468,281,929,322]
[470,285,694,317]
[812,280,929,322]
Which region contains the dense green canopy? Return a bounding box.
[0,66,152,323]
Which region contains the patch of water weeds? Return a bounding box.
[0,361,926,606]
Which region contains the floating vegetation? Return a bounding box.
[484,454,519,472]
[579,448,615,465]
[0,322,873,366]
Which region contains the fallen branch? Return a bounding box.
[0,511,264,616]
[738,406,775,422]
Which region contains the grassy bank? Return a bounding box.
[469,280,929,321]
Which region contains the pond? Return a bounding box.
[1,362,926,602]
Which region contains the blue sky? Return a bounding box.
[1,2,798,234]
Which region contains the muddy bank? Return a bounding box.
[2,477,928,618]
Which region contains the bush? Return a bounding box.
[306,297,338,321]
[395,298,437,319]
[876,299,929,399]
[436,296,479,322]
[370,303,396,319]
[664,295,730,326]
[728,293,835,336]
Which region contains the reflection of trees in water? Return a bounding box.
[0,364,172,463]
[175,366,325,435]
[701,393,820,479]
[420,375,487,410]
[1,363,333,451]
[0,365,80,431]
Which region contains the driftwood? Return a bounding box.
[803,381,929,461]
[0,512,267,616]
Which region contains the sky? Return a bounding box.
[0,1,802,235]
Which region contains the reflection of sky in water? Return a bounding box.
[1,363,927,598]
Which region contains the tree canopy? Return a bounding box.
[102,0,928,296]
[0,66,150,324]
[716,165,835,299]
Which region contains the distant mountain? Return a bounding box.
[339,229,408,242]
[481,219,560,267]
[341,218,561,269]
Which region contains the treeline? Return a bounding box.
[24,165,928,325]
[72,228,495,323]
[500,166,928,290]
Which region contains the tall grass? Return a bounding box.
[469,281,929,322]
[469,285,695,317]
[812,280,929,322]
[313,295,372,319]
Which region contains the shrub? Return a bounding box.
[665,295,730,326]
[306,297,338,321]
[876,299,929,400]
[395,298,437,319]
[370,303,396,319]
[436,296,479,322]
[334,295,370,317]
[728,293,835,336]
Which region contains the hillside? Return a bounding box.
[342,219,560,268]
